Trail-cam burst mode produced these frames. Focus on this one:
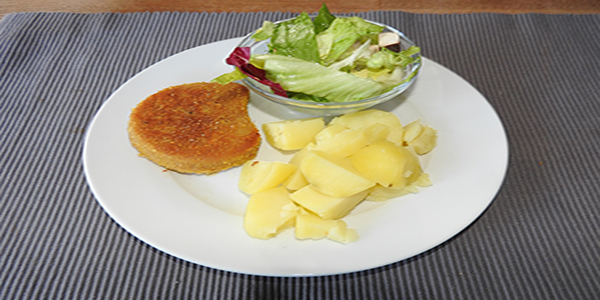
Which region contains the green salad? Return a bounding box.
[213,4,421,103]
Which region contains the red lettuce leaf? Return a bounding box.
[225,47,288,97]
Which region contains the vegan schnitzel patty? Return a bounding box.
[127,82,261,174]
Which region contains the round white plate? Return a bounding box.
[83,38,508,277]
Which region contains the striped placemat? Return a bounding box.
[1,11,599,299]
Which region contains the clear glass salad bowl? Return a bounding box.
[236,20,422,117]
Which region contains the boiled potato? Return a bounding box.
[330,109,402,129]
[366,173,432,201]
[295,211,359,244]
[413,172,433,187]
[295,211,336,240]
[290,185,368,219]
[349,141,422,189]
[262,118,325,150]
[363,123,391,143]
[326,220,359,244]
[300,150,375,198]
[281,147,311,191]
[365,184,416,202]
[404,120,437,155]
[239,109,436,244]
[330,109,405,146]
[287,145,313,165]
[282,169,309,191]
[244,187,299,239]
[314,123,346,142]
[403,120,425,143]
[313,127,370,157]
[313,123,390,157]
[238,161,296,194]
[386,124,407,146]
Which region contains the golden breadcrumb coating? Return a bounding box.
[128,82,261,174]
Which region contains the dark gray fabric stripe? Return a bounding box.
[1,11,600,299]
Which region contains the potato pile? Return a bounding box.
[239,109,437,244]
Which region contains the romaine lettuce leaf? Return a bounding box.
[313,4,336,34]
[270,12,321,63]
[255,54,387,102]
[288,92,331,102]
[366,46,420,70]
[211,68,247,84]
[327,39,373,71]
[252,21,275,41]
[218,47,287,96]
[317,17,383,65]
[352,67,405,88]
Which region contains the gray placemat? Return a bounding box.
[1,11,600,299]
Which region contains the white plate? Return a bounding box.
[83,38,508,277]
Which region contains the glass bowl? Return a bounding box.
[237,20,422,117]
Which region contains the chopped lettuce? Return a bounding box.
[352,67,405,89]
[317,17,383,65]
[212,68,247,84]
[255,54,387,103]
[213,47,287,96]
[252,21,275,41]
[366,46,420,70]
[213,4,421,103]
[269,12,320,63]
[313,4,336,34]
[287,92,331,102]
[327,39,373,71]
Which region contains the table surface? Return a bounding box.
[1,7,600,300]
[3,0,600,19]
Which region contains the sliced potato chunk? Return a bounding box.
[262,118,325,150]
[363,123,391,143]
[290,185,368,219]
[330,109,402,129]
[386,124,407,146]
[281,147,312,191]
[403,120,425,143]
[349,141,422,189]
[244,187,299,239]
[295,211,336,240]
[282,169,309,191]
[295,211,359,244]
[366,173,433,201]
[365,184,416,202]
[313,127,370,157]
[238,161,296,194]
[326,220,359,244]
[300,150,375,198]
[314,123,346,142]
[403,120,438,155]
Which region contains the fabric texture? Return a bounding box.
[1,11,600,299]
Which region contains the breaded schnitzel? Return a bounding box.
[128,82,260,174]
